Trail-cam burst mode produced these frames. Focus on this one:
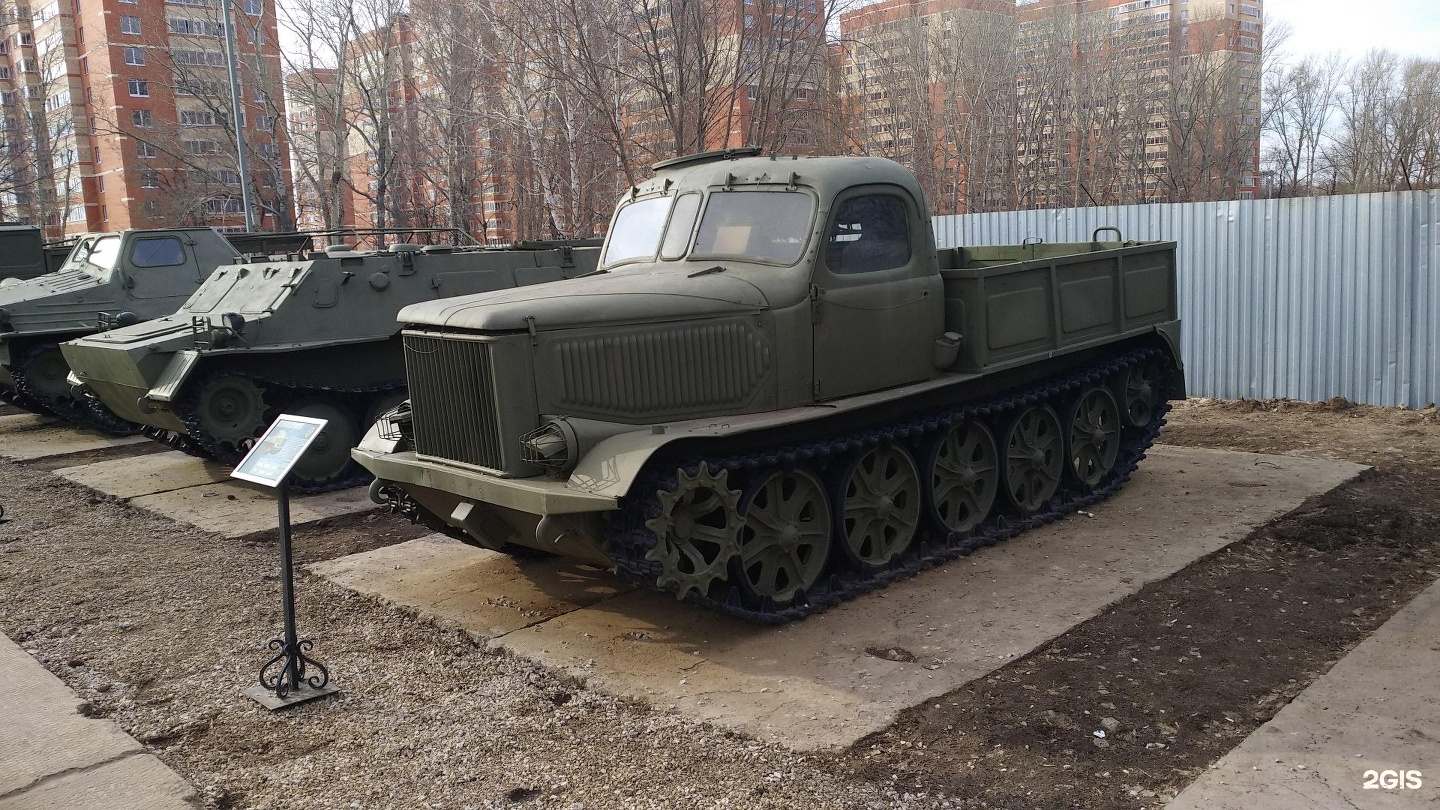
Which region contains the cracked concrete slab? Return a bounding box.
[129,480,375,538]
[54,451,232,499]
[0,426,148,461]
[309,535,635,637]
[1167,578,1440,810]
[312,446,1365,751]
[0,634,195,810]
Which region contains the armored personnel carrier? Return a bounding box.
[354,151,1185,621]
[0,228,247,431]
[0,225,73,285]
[63,241,600,489]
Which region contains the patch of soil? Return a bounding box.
[841,459,1440,808]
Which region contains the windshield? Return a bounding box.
[68,235,122,279]
[691,191,814,265]
[603,197,675,265]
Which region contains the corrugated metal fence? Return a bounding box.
[933,191,1440,408]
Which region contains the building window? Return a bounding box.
[137,141,156,158]
[131,109,152,127]
[140,170,160,188]
[14,33,32,46]
[179,109,215,126]
[128,79,149,97]
[0,67,9,79]
[124,46,145,65]
[120,16,141,35]
[96,176,104,192]
[243,0,260,14]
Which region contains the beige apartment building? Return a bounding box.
[841,0,1262,212]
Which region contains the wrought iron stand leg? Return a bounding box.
[257,478,331,701]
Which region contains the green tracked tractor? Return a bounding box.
[62,241,600,490]
[354,151,1186,621]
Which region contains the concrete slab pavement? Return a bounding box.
[1168,578,1440,810]
[0,633,195,810]
[311,445,1366,751]
[0,413,58,433]
[0,426,148,461]
[54,450,233,499]
[128,479,375,538]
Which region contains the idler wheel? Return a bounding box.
[732,468,831,607]
[926,420,999,535]
[836,444,921,569]
[1065,386,1121,490]
[287,399,363,489]
[1001,404,1064,515]
[643,464,743,601]
[1123,357,1163,428]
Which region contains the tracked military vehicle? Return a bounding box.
[354,151,1185,622]
[63,241,601,489]
[0,228,248,431]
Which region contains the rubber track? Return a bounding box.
[175,368,404,494]
[605,347,1174,624]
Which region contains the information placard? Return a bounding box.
[231,414,328,488]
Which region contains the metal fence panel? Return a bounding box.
[933,191,1440,408]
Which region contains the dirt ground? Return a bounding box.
[1,398,1436,809]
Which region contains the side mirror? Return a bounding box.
[122,274,135,290]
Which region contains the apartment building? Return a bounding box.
[840,0,1261,212]
[0,0,289,237]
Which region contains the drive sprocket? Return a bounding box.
[643,463,743,601]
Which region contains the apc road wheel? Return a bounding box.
[1066,386,1122,489]
[837,444,921,569]
[1123,357,1163,428]
[364,388,408,426]
[644,464,743,601]
[18,345,71,404]
[1001,404,1065,515]
[733,468,831,607]
[927,420,999,535]
[287,399,363,489]
[196,375,268,447]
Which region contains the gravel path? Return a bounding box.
[0,459,932,810]
[1,399,1435,809]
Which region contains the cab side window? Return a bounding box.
[824,195,912,275]
[130,236,186,268]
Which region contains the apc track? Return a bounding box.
[599,347,1174,623]
[8,342,144,435]
[173,369,405,492]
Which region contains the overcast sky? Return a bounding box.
[1263,0,1440,64]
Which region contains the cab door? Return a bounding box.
[811,187,943,400]
[123,234,203,302]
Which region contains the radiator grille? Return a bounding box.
[403,333,504,470]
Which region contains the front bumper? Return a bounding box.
[352,447,619,517]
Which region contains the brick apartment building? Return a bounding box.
[0,0,290,237]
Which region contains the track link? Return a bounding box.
[606,347,1175,623]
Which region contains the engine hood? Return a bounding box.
[397,268,769,332]
[0,270,116,336]
[0,270,106,308]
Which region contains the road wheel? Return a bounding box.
[1001,404,1065,516]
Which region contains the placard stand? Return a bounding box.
[235,413,339,710]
